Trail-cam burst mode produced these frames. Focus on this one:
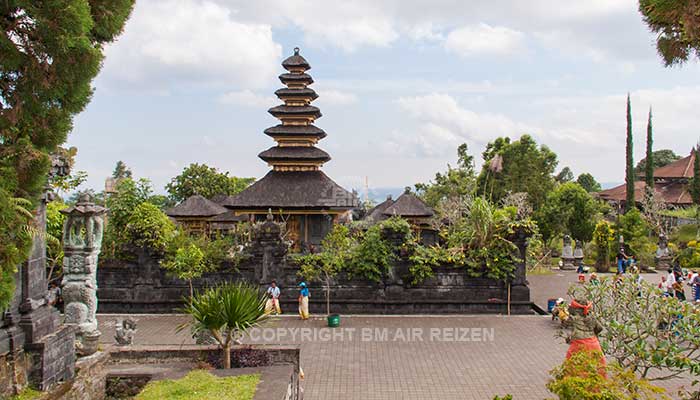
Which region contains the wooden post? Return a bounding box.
[507,283,511,316]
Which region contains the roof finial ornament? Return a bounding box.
[294,47,300,55]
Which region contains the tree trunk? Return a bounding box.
[223,342,231,369]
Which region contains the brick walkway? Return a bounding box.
[97,271,693,399]
[99,314,570,399]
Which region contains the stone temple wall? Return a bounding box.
[97,252,532,315]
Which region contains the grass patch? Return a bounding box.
[10,387,42,400]
[135,370,259,400]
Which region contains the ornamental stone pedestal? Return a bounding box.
[60,194,107,356]
[560,235,576,270]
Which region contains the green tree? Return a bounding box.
[297,224,354,315]
[178,283,267,369]
[592,220,615,270]
[625,94,636,212]
[555,167,574,183]
[576,173,602,193]
[639,0,700,66]
[414,143,476,208]
[635,149,681,175]
[477,135,558,211]
[166,163,255,203]
[101,178,159,258]
[0,0,134,309]
[569,276,700,381]
[112,160,132,179]
[644,108,654,190]
[692,146,700,205]
[536,183,601,244]
[124,202,175,254]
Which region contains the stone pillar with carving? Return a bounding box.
[60,194,107,356]
[250,211,288,285]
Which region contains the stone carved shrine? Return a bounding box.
[61,193,107,356]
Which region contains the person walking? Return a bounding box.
[616,248,628,274]
[265,280,282,315]
[298,282,310,320]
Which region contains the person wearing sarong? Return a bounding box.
[562,298,606,377]
[298,282,310,320]
[692,272,700,303]
[265,280,282,315]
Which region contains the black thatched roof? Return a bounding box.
[275,88,318,100]
[222,170,358,210]
[282,48,310,70]
[383,193,434,217]
[258,146,330,163]
[365,196,394,222]
[279,73,313,85]
[209,193,229,205]
[209,210,248,223]
[264,124,327,139]
[268,105,321,119]
[166,194,228,218]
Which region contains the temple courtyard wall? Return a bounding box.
[96,252,533,315]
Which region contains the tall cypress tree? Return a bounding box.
[692,145,700,205]
[645,107,654,190]
[625,94,635,212]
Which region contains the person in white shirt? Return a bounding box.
[265,280,282,315]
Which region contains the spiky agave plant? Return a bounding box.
[178,282,268,368]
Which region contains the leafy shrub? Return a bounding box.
[547,351,666,400]
[593,221,615,271]
[124,203,175,254]
[349,224,396,282]
[678,240,700,270]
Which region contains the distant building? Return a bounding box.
[221,48,358,249]
[166,194,228,234]
[597,149,696,208]
[365,191,438,245]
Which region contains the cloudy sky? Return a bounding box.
[69,0,700,194]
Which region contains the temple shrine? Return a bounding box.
[222,48,358,249]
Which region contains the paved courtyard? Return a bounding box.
[97,271,693,399]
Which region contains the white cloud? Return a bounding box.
[270,1,398,52]
[444,24,525,57]
[219,90,277,108]
[393,93,539,157]
[101,0,282,89]
[317,90,358,106]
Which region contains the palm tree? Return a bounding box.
[178,282,267,368]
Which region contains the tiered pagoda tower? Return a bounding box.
[223,48,357,249]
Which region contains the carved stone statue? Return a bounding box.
[114,318,137,346]
[61,193,107,356]
[573,240,584,267]
[655,233,672,271]
[251,210,287,284]
[562,297,604,363]
[560,235,575,270]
